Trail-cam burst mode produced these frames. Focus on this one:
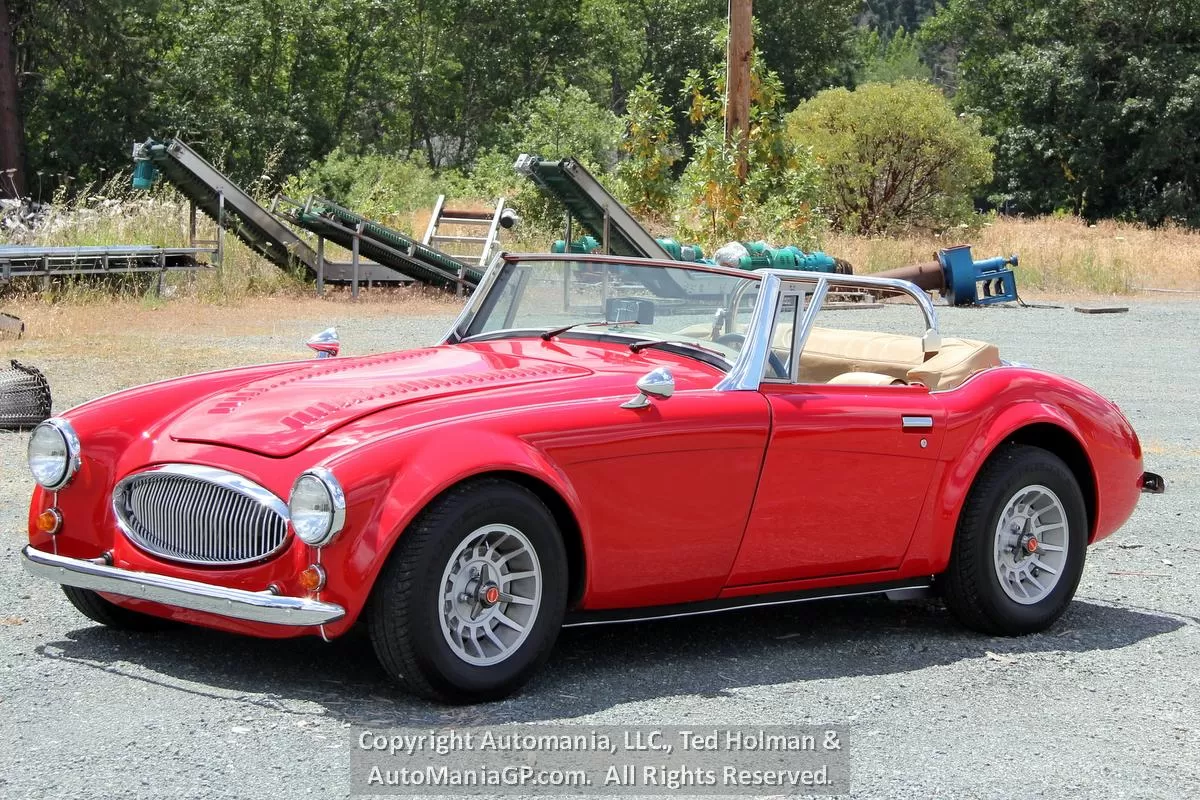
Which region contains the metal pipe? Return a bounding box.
[872,259,946,293]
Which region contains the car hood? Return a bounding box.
[168,347,592,457]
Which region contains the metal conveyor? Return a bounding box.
[286,197,483,290]
[135,138,407,285]
[0,244,212,283]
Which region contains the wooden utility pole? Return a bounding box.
[726,0,752,182]
[0,0,25,198]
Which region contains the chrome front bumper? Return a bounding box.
[21,546,345,626]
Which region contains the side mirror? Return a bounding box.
[621,367,675,409]
[306,327,340,358]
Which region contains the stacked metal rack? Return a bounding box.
[0,244,214,292]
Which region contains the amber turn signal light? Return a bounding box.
[36,508,63,535]
[299,564,326,593]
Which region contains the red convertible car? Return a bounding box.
[22,254,1161,702]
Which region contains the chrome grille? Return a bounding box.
[113,465,290,565]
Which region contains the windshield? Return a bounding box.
[455,258,760,365]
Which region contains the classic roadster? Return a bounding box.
[22,254,1161,702]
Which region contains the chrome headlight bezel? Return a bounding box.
[288,467,346,547]
[27,418,81,491]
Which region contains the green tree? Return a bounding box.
[676,30,824,247]
[855,27,932,84]
[924,0,1200,225]
[616,77,680,217]
[754,0,861,100]
[788,80,994,234]
[9,0,169,194]
[481,84,623,230]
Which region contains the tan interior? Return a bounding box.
[793,327,1000,390]
[675,321,1000,390]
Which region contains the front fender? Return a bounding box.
[312,424,587,636]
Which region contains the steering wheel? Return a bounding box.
[715,333,788,379]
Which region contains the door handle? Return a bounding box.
[902,415,934,431]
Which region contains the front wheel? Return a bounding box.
[367,479,567,703]
[941,444,1088,635]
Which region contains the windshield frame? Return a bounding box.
[442,253,761,368]
[443,253,943,390]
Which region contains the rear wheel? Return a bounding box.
[942,444,1088,635]
[368,479,567,703]
[61,586,177,631]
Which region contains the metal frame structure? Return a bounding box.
[0,244,215,293]
[421,196,508,295]
[515,156,670,260]
[285,195,478,295]
[138,139,321,275]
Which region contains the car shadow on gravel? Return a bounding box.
[35,597,1184,725]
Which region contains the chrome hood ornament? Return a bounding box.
[306,327,340,358]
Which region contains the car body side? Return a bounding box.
[26,338,1143,641]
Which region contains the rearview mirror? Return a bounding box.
[621,367,675,409]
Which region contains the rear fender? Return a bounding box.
[901,401,1092,575]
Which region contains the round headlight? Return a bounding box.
[27,419,80,490]
[288,468,346,546]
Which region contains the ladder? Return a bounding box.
[422,196,507,294]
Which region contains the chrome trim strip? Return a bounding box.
[443,252,506,343]
[716,272,783,391]
[901,415,935,430]
[494,251,754,278]
[21,546,344,626]
[562,582,933,627]
[788,281,829,381]
[112,464,290,566]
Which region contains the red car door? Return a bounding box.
[725,382,945,587]
[535,387,772,609]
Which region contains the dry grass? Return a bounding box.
[824,216,1200,296]
[5,292,460,361]
[7,196,1200,303]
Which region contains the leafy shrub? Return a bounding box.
[282,149,442,220]
[615,77,680,218]
[788,80,994,234]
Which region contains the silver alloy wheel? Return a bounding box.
[992,484,1070,605]
[438,524,542,666]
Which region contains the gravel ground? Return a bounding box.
[1,298,1197,799]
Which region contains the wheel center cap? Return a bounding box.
[480,583,501,607]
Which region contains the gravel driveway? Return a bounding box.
[1,298,1196,799]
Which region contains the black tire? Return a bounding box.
[367,478,568,703]
[941,444,1088,635]
[61,586,177,631]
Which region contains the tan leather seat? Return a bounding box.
[799,328,920,383]
[907,339,1000,390]
[800,328,999,390]
[676,321,999,391]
